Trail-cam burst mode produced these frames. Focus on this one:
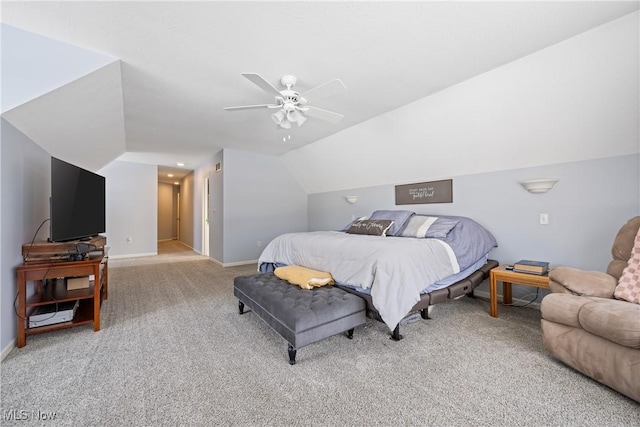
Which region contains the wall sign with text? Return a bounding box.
[395,179,453,205]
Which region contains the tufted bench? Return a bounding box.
[233,272,366,364]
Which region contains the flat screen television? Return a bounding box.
[50,157,106,242]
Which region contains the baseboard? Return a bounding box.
[179,242,199,253]
[473,290,541,310]
[1,339,16,362]
[108,252,157,260]
[208,258,258,268]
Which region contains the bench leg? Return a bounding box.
[288,344,297,365]
[238,301,245,315]
[346,328,354,339]
[390,324,403,341]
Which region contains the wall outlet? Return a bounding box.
[540,213,549,225]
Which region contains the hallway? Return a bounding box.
[157,239,197,255]
[109,240,206,268]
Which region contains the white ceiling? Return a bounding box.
[2,1,638,179]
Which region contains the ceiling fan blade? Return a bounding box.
[242,73,282,97]
[224,104,277,111]
[302,106,344,123]
[301,79,347,101]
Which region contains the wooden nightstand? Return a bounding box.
[489,264,550,317]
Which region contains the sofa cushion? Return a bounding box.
[607,216,640,279]
[541,319,640,403]
[549,267,617,298]
[579,298,640,349]
[540,293,593,328]
[614,228,640,304]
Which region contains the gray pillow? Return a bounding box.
[346,219,394,236]
[340,216,368,232]
[368,210,414,236]
[400,215,460,238]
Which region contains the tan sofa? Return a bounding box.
[540,216,640,402]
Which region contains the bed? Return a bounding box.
[258,210,498,339]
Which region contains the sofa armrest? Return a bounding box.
[540,293,591,328]
[549,267,617,298]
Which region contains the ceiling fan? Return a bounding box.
[224,73,347,129]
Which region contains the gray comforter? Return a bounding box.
[258,231,460,330]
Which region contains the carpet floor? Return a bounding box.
[1,245,638,426]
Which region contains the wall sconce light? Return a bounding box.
[519,179,559,194]
[345,195,359,204]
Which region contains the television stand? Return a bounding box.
[22,235,106,263]
[16,239,108,348]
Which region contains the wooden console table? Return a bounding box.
[16,251,108,348]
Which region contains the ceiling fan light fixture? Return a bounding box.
[295,112,306,127]
[286,109,298,122]
[226,73,346,132]
[285,108,307,127]
[271,109,285,125]
[280,119,292,129]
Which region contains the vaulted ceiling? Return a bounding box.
[2,1,638,179]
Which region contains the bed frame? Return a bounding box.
[336,259,499,341]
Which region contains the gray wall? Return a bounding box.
[309,154,639,301]
[209,151,224,261]
[192,149,307,265]
[179,171,195,249]
[0,120,51,357]
[98,161,158,258]
[222,149,308,264]
[157,182,174,241]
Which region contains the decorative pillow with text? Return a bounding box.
[368,210,414,236]
[346,219,394,237]
[614,228,640,304]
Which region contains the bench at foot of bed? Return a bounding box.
[233,273,366,365]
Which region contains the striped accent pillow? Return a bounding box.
[614,228,640,304]
[400,215,459,239]
[368,210,414,236]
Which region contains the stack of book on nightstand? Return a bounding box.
[513,259,550,275]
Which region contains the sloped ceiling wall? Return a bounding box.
[1,25,125,172]
[282,12,639,194]
[1,24,116,113]
[3,62,127,171]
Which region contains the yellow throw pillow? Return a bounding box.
[274,265,334,290]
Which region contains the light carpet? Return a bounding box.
[1,250,638,426]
